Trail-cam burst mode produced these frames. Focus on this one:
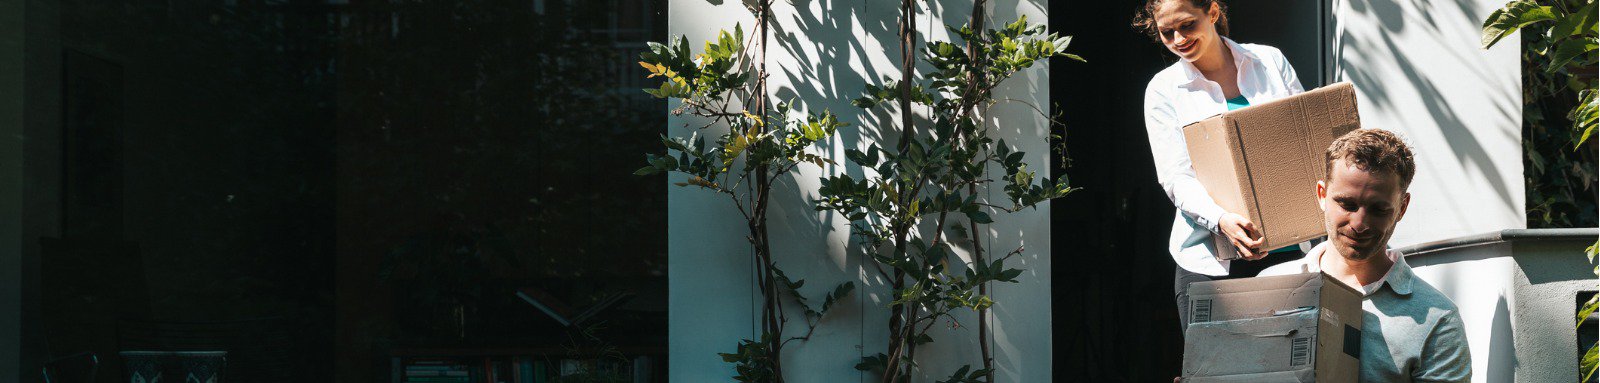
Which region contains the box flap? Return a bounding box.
[1187,273,1323,323]
[1313,273,1364,383]
[1185,370,1315,383]
[1187,273,1318,296]
[1183,310,1319,378]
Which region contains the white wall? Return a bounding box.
[1405,233,1600,383]
[667,1,1053,382]
[1332,0,1525,247]
[1404,241,1518,383]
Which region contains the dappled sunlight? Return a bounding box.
[1335,0,1524,247]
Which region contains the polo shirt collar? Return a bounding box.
[1302,242,1416,296]
[1382,250,1416,296]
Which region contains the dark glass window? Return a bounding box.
[42,1,668,381]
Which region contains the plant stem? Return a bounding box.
[749,1,786,381]
[964,2,993,381]
[898,0,917,153]
[884,1,917,381]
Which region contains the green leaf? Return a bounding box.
[818,281,855,316]
[997,268,1024,282]
[855,353,889,372]
[1586,339,1600,383]
[1580,294,1598,327]
[1574,90,1598,149]
[1587,238,1599,263]
[1551,1,1597,38]
[1546,37,1597,72]
[1007,15,1028,35]
[965,210,993,224]
[1481,1,1557,49]
[633,166,660,176]
[1588,239,1599,279]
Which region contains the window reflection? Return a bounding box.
[45,0,667,381]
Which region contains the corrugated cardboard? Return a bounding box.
[1183,83,1360,258]
[1185,370,1315,383]
[1183,310,1320,381]
[1183,273,1363,383]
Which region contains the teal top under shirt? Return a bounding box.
[1224,94,1300,254]
[1226,95,1250,110]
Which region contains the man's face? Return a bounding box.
[1319,158,1410,262]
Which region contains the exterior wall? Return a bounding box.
[1404,241,1518,383]
[1506,237,1596,382]
[667,1,1052,381]
[1404,231,1599,383]
[1332,0,1525,247]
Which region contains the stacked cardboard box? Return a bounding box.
[1183,82,1361,259]
[1182,272,1363,382]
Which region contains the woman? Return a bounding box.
[1132,0,1309,330]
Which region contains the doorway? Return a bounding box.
[1048,1,1331,381]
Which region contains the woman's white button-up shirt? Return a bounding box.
[1142,37,1304,276]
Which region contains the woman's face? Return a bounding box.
[1153,0,1220,63]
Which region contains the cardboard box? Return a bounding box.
[1183,309,1319,381]
[1183,82,1360,259]
[1182,272,1364,383]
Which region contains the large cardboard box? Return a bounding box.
[1183,82,1360,258]
[1182,272,1364,383]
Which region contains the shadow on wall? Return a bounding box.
[1336,0,1518,220]
[1403,244,1517,381]
[752,0,1054,381]
[1487,295,1516,383]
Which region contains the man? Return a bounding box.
[1261,129,1472,382]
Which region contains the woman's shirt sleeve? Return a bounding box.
[1143,83,1228,234]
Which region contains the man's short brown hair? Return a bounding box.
[1325,129,1416,189]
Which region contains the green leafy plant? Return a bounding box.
[1484,3,1598,381]
[554,320,634,383]
[1482,0,1598,228]
[1584,240,1599,382]
[633,1,854,381]
[822,2,1081,381]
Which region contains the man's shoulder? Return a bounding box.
[1399,270,1464,315]
[1371,258,1464,329]
[1388,262,1473,381]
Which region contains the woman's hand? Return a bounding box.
[1218,212,1267,260]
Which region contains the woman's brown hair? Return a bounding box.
[1131,0,1230,42]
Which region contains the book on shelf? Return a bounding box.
[403,378,469,383]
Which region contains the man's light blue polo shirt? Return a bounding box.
[1262,242,1473,382]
